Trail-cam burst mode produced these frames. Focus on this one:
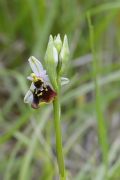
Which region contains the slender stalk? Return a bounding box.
[53,78,66,179]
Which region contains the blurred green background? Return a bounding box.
[1,0,120,180]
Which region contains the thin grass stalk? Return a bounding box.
[87,12,109,179]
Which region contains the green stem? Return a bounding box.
[53,82,66,179]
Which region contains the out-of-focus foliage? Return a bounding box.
[1,0,120,180]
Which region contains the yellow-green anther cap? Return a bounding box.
[60,35,69,63]
[44,35,58,90]
[54,34,62,53]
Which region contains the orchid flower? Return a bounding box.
[24,56,69,109]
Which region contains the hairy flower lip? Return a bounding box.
[31,85,57,109]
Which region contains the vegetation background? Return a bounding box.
[1,0,120,179]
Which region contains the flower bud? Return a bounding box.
[44,35,58,90]
[54,34,62,53]
[60,35,69,63]
[45,35,58,64]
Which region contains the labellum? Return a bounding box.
[31,78,57,109]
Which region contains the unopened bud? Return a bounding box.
[54,34,62,53]
[60,35,69,63]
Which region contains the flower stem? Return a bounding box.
[53,82,66,179]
